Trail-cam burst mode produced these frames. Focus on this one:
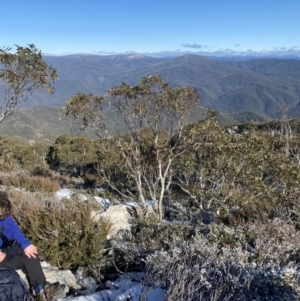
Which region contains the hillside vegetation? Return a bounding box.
[2,113,300,299]
[0,105,272,142]
[2,48,300,299]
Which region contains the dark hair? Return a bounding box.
[0,191,12,220]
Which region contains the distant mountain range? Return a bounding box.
[0,53,299,141]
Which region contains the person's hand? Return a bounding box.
[0,251,6,262]
[24,244,38,259]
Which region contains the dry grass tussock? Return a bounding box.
[0,172,60,193]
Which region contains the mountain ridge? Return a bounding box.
[0,53,299,140]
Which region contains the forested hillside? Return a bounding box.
[1,53,299,120]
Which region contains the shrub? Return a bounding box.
[83,173,104,188]
[111,216,300,298]
[110,218,196,273]
[2,174,60,193]
[30,166,54,178]
[53,174,72,188]
[144,240,300,301]
[130,217,196,251]
[10,191,111,270]
[0,160,18,172]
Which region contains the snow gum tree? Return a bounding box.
[0,44,58,122]
[62,75,200,219]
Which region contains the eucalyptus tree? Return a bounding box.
[62,75,200,219]
[0,44,58,122]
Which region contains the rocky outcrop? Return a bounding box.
[91,205,132,238]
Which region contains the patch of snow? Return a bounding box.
[125,202,139,207]
[126,200,155,207]
[77,193,89,201]
[105,280,120,290]
[126,54,145,59]
[58,273,165,301]
[94,196,110,209]
[145,200,155,206]
[41,261,52,268]
[55,189,73,200]
[77,277,97,296]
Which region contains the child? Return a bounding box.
[0,191,65,301]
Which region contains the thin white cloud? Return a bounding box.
[92,50,117,55]
[182,43,208,49]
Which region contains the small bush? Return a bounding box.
[83,173,104,188]
[2,174,60,193]
[53,174,72,188]
[10,191,111,270]
[30,166,54,178]
[0,160,18,172]
[130,218,196,252]
[144,241,300,301]
[109,218,196,273]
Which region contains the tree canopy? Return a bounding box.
[62,75,200,219]
[0,44,58,122]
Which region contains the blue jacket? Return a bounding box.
[0,216,31,250]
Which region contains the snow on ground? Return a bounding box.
[55,188,73,200]
[58,273,165,301]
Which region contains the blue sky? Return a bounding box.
[1,0,299,57]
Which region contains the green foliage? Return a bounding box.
[11,192,111,270]
[169,117,300,226]
[0,160,18,172]
[110,218,196,273]
[0,44,58,122]
[61,75,200,219]
[60,93,104,130]
[47,134,98,175]
[0,137,49,169]
[30,166,54,177]
[53,106,300,226]
[130,218,195,251]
